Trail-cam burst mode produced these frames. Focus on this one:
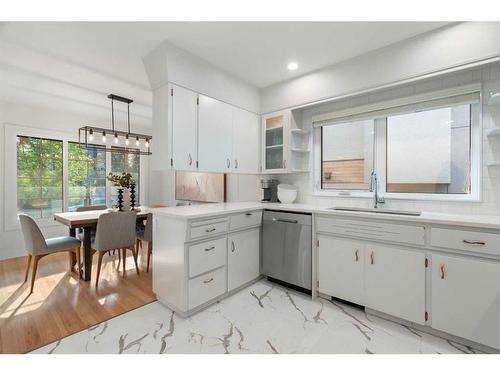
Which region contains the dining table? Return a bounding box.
[53,207,153,281]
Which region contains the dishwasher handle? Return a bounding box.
[272,217,299,224]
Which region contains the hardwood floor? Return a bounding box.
[0,249,156,353]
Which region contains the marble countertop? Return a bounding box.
[151,201,500,230]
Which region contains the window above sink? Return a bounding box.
[313,83,482,202]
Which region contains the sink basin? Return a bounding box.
[330,206,422,216]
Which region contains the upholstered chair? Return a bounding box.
[136,213,153,272]
[19,214,81,294]
[92,211,138,288]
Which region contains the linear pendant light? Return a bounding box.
[78,94,152,155]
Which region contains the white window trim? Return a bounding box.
[312,93,482,203]
[3,123,149,232]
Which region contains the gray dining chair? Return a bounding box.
[136,213,153,272]
[92,211,139,288]
[75,205,107,240]
[19,214,82,294]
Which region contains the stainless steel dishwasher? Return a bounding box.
[262,210,312,291]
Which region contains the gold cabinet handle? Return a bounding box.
[205,228,216,233]
[235,159,238,169]
[370,251,374,265]
[227,158,231,168]
[204,246,215,252]
[355,249,359,262]
[462,240,486,245]
[203,277,214,284]
[231,241,236,252]
[188,153,192,166]
[440,264,445,279]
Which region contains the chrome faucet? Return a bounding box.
[369,171,385,208]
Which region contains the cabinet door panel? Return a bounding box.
[365,245,425,324]
[233,108,260,174]
[198,95,233,173]
[171,85,198,171]
[317,236,365,305]
[228,228,260,291]
[432,254,500,349]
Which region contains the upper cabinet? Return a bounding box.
[261,110,310,174]
[170,87,260,175]
[198,95,233,173]
[170,84,198,171]
[232,108,260,174]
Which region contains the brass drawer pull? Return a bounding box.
[370,251,374,265]
[203,277,214,284]
[440,265,445,279]
[205,228,216,233]
[245,212,253,216]
[355,249,359,262]
[231,241,236,253]
[204,246,215,252]
[462,240,486,245]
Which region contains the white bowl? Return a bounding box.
[277,185,297,203]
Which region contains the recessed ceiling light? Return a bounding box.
[287,62,298,71]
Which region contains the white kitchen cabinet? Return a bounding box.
[232,108,260,174]
[262,109,311,174]
[171,84,198,171]
[228,228,260,291]
[317,236,365,306]
[365,244,426,324]
[198,95,233,172]
[431,254,500,349]
[262,111,289,173]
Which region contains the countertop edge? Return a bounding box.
[151,202,500,230]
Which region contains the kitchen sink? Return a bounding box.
[329,206,422,216]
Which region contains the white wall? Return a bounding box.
[274,62,500,216]
[260,22,500,114]
[0,101,152,260]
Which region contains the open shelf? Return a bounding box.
[488,92,500,106]
[290,128,309,135]
[487,128,500,137]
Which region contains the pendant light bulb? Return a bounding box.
[114,132,118,144]
[136,136,140,147]
[145,138,150,148]
[102,131,107,143]
[125,134,130,146]
[89,129,94,141]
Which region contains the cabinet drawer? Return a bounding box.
[316,216,425,246]
[188,237,227,278]
[188,267,226,310]
[431,228,500,256]
[229,210,262,231]
[189,219,228,240]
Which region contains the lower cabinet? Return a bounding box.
[318,236,365,305]
[318,236,426,325]
[431,254,500,349]
[365,245,426,324]
[228,228,260,291]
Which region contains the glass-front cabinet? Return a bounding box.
[262,111,289,173]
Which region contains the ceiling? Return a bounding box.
[0,22,451,89]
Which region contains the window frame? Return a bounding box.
[4,124,148,231]
[313,95,482,203]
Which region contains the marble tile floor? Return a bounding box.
[33,279,481,354]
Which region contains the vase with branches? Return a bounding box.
[107,172,136,211]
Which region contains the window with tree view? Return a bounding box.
[110,148,140,207]
[17,136,63,219]
[67,142,106,211]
